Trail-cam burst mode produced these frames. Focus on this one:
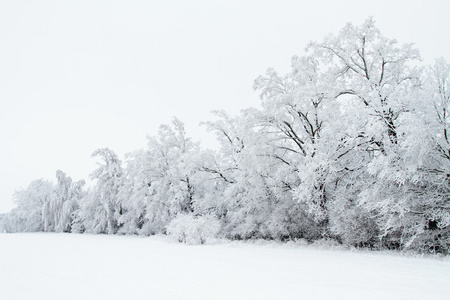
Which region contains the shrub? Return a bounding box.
[167,214,221,245]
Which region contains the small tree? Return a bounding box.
[5,180,53,232]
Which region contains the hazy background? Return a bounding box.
[1,0,449,213]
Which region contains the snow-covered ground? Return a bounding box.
[1,233,449,299]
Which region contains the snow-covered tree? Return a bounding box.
[309,17,421,149]
[253,51,340,239]
[118,118,202,235]
[252,18,429,247]
[3,180,53,232]
[116,149,152,234]
[201,110,310,240]
[82,148,123,234]
[41,170,85,233]
[365,58,450,252]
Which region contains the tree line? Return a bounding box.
[2,18,449,254]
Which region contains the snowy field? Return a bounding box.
[1,233,449,300]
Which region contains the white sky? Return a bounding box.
[1,0,449,213]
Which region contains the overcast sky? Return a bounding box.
[1,0,449,213]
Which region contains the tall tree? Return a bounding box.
[119,118,201,235]
[308,17,421,148]
[86,148,123,234]
[254,52,339,238]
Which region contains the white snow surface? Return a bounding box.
[1,233,449,300]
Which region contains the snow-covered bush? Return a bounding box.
[312,238,346,250]
[329,199,379,248]
[167,214,221,245]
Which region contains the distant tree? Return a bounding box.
[116,149,152,234]
[3,180,53,232]
[83,148,123,234]
[42,170,85,233]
